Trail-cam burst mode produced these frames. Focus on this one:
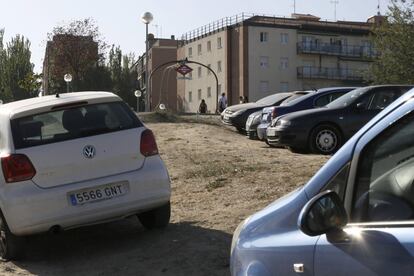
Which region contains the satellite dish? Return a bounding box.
[159,103,166,110]
[134,90,142,98]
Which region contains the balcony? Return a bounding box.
[297,42,377,59]
[297,66,365,81]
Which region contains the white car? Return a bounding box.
[0,92,171,260]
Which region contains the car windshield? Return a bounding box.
[280,91,313,106]
[326,87,369,108]
[256,93,290,106]
[11,101,141,149]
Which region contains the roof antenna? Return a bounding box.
[293,0,296,14]
[330,0,339,21]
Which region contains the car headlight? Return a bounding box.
[231,216,251,255]
[276,119,292,127]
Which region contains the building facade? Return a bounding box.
[176,13,379,113]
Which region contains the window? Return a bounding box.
[314,92,347,107]
[352,111,414,223]
[260,81,269,93]
[260,32,268,42]
[280,33,289,44]
[198,89,202,100]
[280,82,289,92]
[217,61,222,72]
[188,91,192,102]
[188,47,193,57]
[280,57,289,70]
[218,84,222,94]
[217,37,222,49]
[260,56,269,68]
[198,67,202,78]
[11,102,141,149]
[207,64,211,75]
[207,87,212,98]
[197,44,202,55]
[368,89,403,110]
[207,41,211,52]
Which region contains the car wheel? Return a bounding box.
[138,202,171,230]
[309,124,342,155]
[0,211,24,261]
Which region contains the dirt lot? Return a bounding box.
[0,115,329,276]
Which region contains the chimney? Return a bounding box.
[367,15,387,25]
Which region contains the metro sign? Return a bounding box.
[176,64,193,76]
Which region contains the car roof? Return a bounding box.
[0,91,120,119]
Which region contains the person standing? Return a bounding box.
[199,99,207,114]
[243,96,249,103]
[239,96,244,104]
[218,92,227,113]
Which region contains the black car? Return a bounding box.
[221,92,292,132]
[268,85,414,154]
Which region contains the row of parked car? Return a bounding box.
[221,85,414,154]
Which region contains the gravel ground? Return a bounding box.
[0,117,329,275]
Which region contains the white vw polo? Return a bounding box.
[0,92,171,260]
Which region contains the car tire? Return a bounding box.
[247,132,256,140]
[0,211,24,261]
[138,202,171,230]
[236,127,245,134]
[309,124,342,155]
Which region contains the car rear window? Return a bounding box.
[11,101,142,149]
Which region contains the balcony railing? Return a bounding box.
[297,66,365,81]
[297,42,377,59]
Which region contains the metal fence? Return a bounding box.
[297,42,377,59]
[297,66,365,81]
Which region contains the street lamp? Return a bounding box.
[141,12,153,112]
[64,73,72,93]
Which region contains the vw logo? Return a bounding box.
[83,145,96,159]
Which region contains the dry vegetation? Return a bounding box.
[0,114,329,276]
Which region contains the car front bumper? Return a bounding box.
[267,127,307,149]
[0,156,171,236]
[257,123,269,140]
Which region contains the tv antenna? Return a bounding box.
[293,0,296,13]
[330,0,339,21]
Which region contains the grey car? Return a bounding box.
[231,88,414,275]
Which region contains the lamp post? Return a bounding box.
[141,12,153,112]
[64,73,72,93]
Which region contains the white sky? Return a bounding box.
[1,0,389,73]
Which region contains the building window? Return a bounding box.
[280,82,289,92]
[217,37,222,49]
[260,81,269,93]
[198,67,202,78]
[218,84,222,94]
[207,64,211,75]
[281,33,289,44]
[260,32,268,42]
[260,56,269,68]
[197,44,202,55]
[198,89,202,100]
[217,61,222,72]
[188,47,192,57]
[189,91,192,102]
[280,57,289,70]
[207,87,212,98]
[207,41,211,52]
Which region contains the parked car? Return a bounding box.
[245,91,310,139]
[0,92,171,260]
[231,87,414,276]
[256,87,357,142]
[267,85,413,154]
[221,92,292,133]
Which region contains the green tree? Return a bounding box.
[368,0,414,84]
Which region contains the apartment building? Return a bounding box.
[177,13,380,113]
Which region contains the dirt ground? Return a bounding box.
[0,116,329,276]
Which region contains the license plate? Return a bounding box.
[68,181,129,206]
[262,114,268,121]
[267,129,276,136]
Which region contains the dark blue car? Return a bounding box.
[256,87,357,142]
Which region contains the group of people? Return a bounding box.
[198,93,248,114]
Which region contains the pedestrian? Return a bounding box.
[199,99,207,114]
[218,92,227,113]
[239,96,244,104]
[243,96,249,103]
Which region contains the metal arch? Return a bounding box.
[148,59,220,113]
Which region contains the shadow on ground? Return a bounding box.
[11,219,231,276]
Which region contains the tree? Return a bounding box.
[368,0,414,84]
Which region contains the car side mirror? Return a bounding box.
[355,102,366,110]
[298,190,348,236]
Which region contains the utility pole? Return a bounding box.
[330,0,339,21]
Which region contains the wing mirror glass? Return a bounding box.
[355,102,366,110]
[298,190,348,236]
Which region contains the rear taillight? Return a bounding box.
[271,108,277,120]
[1,154,36,183]
[140,129,159,157]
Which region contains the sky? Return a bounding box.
[1,0,389,73]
